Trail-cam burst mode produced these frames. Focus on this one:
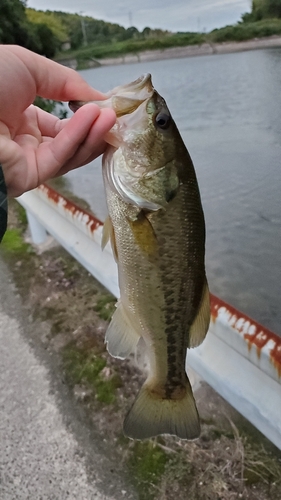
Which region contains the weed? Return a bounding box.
[14,203,28,229]
[63,347,106,385]
[1,228,32,255]
[129,441,168,500]
[63,346,121,404]
[94,294,116,321]
[209,18,281,43]
[96,374,122,404]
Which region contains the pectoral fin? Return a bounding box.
[189,281,210,348]
[105,301,140,359]
[128,211,158,258]
[102,216,118,262]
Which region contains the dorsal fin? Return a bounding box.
[189,280,210,348]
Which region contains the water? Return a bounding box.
[65,49,281,335]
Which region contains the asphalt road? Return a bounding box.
[0,258,136,500]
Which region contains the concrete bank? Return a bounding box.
[59,36,281,69]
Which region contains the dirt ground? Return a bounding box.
[1,199,281,500]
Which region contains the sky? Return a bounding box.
[26,0,252,33]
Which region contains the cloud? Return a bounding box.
[27,0,250,32]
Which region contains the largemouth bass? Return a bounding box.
[69,74,210,440]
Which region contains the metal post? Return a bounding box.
[26,210,48,245]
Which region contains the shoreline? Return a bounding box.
[59,36,281,70]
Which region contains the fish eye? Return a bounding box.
[154,112,171,130]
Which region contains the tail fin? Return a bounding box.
[123,380,200,440]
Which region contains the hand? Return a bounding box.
[0,45,116,197]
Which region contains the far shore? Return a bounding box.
[59,35,281,70]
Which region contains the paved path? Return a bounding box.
[0,258,135,500]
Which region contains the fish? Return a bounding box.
[69,74,210,440]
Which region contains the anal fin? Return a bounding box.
[189,280,210,348]
[105,301,140,359]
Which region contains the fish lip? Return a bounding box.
[69,74,154,115]
[113,73,153,95]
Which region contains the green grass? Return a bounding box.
[63,348,106,383]
[1,228,32,254]
[129,441,168,500]
[95,375,122,404]
[94,294,116,321]
[209,18,281,43]
[14,203,28,228]
[63,346,121,404]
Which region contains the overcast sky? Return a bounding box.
[27,0,252,33]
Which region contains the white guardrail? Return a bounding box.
[17,184,281,450]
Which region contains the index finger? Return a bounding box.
[5,45,106,102]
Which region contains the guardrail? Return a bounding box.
[17,185,281,449]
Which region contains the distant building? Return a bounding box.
[61,41,71,51]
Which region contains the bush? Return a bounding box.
[210,18,281,42]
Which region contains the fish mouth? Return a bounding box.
[69,74,154,117]
[110,73,154,101]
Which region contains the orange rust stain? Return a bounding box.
[211,293,281,378]
[39,184,102,233]
[244,333,266,359]
[210,295,219,323]
[244,331,269,359]
[270,344,281,378]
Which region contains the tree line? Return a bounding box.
[0,0,169,58]
[1,0,281,60]
[242,0,281,22]
[0,0,59,57]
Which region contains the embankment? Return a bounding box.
[58,36,281,69]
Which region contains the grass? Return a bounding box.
[14,203,28,228]
[209,18,281,43]
[1,228,32,255]
[94,294,116,321]
[128,441,168,500]
[121,418,281,500]
[63,346,122,404]
[63,347,106,383]
[155,424,281,500]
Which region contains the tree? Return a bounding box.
[0,0,59,56]
[26,9,68,42]
[142,27,152,39]
[34,23,59,58]
[265,0,281,17]
[243,0,281,21]
[0,0,28,44]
